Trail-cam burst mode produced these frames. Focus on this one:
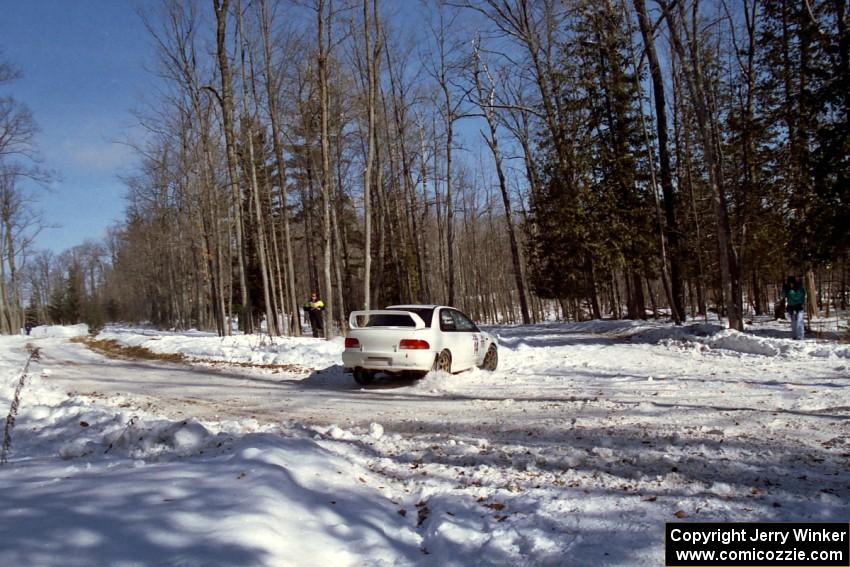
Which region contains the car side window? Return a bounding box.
[451,310,478,332]
[439,309,457,332]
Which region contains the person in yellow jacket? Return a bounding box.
[303,292,325,337]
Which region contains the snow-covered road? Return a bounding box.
[2,320,849,566]
[40,322,850,433]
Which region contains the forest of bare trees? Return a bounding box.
[0,48,52,335]
[2,0,849,337]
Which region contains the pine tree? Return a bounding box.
[62,266,82,324]
[527,0,657,319]
[758,0,849,267]
[575,0,656,319]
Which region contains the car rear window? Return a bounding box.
[365,314,417,327]
[384,307,435,327]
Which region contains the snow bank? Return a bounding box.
[29,323,89,338]
[632,324,850,359]
[492,319,850,360]
[0,341,422,566]
[98,325,344,369]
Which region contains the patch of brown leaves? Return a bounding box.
[74,338,186,363]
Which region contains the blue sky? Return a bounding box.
[2,0,152,252]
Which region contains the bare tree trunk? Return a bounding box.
[661,0,743,330]
[588,259,602,319]
[632,0,683,323]
[259,0,301,335]
[3,220,21,332]
[373,131,387,305]
[362,0,380,312]
[418,119,432,302]
[334,118,354,304]
[0,226,13,333]
[805,268,818,320]
[263,173,287,332]
[432,117,447,302]
[236,1,277,335]
[444,99,455,306]
[213,0,252,333]
[317,0,335,337]
[330,181,346,329]
[304,151,320,295]
[0,266,9,333]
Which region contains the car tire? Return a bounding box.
[480,344,498,371]
[433,350,452,373]
[353,369,375,386]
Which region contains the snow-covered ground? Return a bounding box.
[1,318,848,566]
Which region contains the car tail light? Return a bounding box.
[399,339,430,350]
[345,337,360,349]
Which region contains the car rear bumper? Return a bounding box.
[342,349,435,372]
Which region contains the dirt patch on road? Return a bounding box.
[73,337,187,363]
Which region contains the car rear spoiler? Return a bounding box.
[348,310,427,330]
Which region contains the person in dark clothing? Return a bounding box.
[303,292,325,338]
[781,276,806,340]
[25,322,33,336]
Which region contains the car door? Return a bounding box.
[438,308,463,370]
[449,309,480,370]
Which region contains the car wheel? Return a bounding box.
[433,350,452,373]
[480,344,498,371]
[353,369,375,386]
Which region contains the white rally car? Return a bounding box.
[342,305,498,385]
